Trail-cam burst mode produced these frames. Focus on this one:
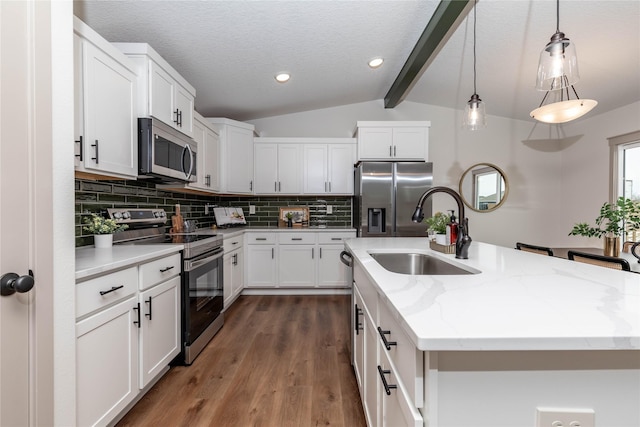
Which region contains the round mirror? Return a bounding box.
[459,163,508,212]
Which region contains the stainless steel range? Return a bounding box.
[109,208,224,365]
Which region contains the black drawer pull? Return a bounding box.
[75,135,83,160]
[91,139,99,164]
[159,266,175,273]
[291,238,303,241]
[133,302,141,328]
[377,327,397,350]
[355,304,363,335]
[256,238,267,241]
[99,285,124,296]
[145,296,152,320]
[331,237,342,241]
[377,365,397,395]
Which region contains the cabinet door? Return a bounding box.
[277,144,302,194]
[174,83,194,137]
[364,307,380,427]
[223,252,234,309]
[246,245,277,287]
[76,297,139,427]
[232,249,244,299]
[379,347,423,427]
[353,287,365,394]
[358,127,393,160]
[303,144,328,194]
[278,244,316,287]
[83,42,137,178]
[254,144,278,194]
[191,118,207,189]
[204,128,220,191]
[327,144,355,195]
[317,245,349,287]
[74,34,84,169]
[148,60,175,126]
[139,276,181,388]
[392,127,427,160]
[225,126,254,194]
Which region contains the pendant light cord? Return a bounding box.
[556,0,560,33]
[473,0,477,95]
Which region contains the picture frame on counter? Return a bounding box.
[279,206,309,228]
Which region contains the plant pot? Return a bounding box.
[435,234,447,245]
[603,236,620,257]
[287,219,293,228]
[94,234,113,249]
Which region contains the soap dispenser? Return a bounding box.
[446,210,458,245]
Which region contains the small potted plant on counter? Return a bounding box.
[83,213,128,248]
[425,211,449,245]
[568,197,640,257]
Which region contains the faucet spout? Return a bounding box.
[411,186,472,259]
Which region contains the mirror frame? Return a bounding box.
[458,163,509,213]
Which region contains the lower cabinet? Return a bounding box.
[76,251,182,426]
[245,233,277,288]
[353,262,424,427]
[76,296,139,427]
[223,234,244,308]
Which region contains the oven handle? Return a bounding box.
[184,247,224,271]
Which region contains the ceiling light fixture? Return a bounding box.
[462,0,486,130]
[368,57,384,69]
[275,73,290,83]
[531,0,596,123]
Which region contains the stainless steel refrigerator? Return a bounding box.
[354,162,433,237]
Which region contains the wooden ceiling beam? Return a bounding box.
[384,0,473,109]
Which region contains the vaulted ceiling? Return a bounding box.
[74,0,640,123]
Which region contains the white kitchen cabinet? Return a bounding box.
[253,142,302,195]
[245,233,278,288]
[138,275,180,389]
[303,142,355,195]
[356,121,430,161]
[223,234,244,309]
[208,118,255,194]
[74,18,138,180]
[318,232,356,287]
[113,43,195,137]
[76,296,139,427]
[278,233,316,287]
[353,286,365,394]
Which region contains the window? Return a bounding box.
[609,131,640,242]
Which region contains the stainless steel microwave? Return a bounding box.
[138,118,197,182]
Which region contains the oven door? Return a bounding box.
[183,247,223,348]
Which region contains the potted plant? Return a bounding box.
[425,211,449,245]
[285,212,294,228]
[83,213,128,248]
[568,197,640,256]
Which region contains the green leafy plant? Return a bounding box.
[424,211,448,234]
[569,197,640,238]
[83,213,128,235]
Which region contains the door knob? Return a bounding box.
[1,271,35,296]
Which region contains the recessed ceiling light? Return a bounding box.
[275,73,290,83]
[368,58,384,69]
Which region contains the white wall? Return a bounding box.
[248,100,565,248]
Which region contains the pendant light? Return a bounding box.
[463,0,486,130]
[531,0,597,123]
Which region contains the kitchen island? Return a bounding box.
[345,238,640,427]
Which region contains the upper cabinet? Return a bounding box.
[191,112,220,191]
[113,43,195,138]
[356,121,430,161]
[253,139,303,195]
[207,118,255,195]
[303,140,356,195]
[74,18,138,180]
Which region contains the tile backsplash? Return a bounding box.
[75,179,352,247]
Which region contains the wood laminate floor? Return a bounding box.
[116,295,366,427]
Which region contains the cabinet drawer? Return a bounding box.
[76,267,138,319]
[317,232,356,244]
[223,235,243,252]
[139,253,181,291]
[278,232,316,244]
[246,233,276,245]
[378,299,423,408]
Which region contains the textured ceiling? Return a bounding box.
[74,0,640,123]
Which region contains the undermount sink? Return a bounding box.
[369,252,478,275]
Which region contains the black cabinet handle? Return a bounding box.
[377,327,397,350]
[279,182,281,192]
[312,248,314,259]
[331,237,342,241]
[133,302,141,328]
[377,365,397,395]
[91,139,99,164]
[75,135,83,160]
[250,180,253,191]
[99,285,124,296]
[271,248,274,259]
[274,182,277,192]
[145,296,152,320]
[291,238,303,241]
[178,110,183,127]
[319,248,322,258]
[159,266,175,273]
[355,304,363,335]
[174,109,180,124]
[256,238,267,241]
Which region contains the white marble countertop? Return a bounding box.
[195,226,356,238]
[76,244,184,281]
[345,238,640,352]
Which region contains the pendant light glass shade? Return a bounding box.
[530,99,597,124]
[536,31,579,91]
[463,94,486,130]
[462,0,486,130]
